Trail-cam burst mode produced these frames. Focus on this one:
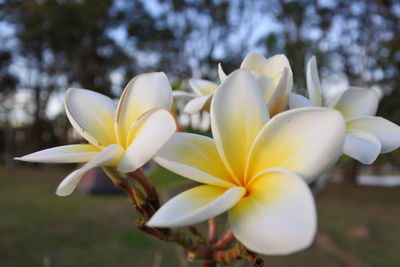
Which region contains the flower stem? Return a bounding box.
[135,218,167,240]
[202,260,216,267]
[131,186,153,219]
[214,243,264,266]
[213,230,234,249]
[208,217,218,244]
[128,168,160,210]
[105,167,262,266]
[103,167,155,219]
[188,225,207,244]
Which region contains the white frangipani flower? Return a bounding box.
[219,52,293,116]
[290,56,400,164]
[148,69,345,255]
[175,52,293,116]
[173,78,218,114]
[15,73,176,196]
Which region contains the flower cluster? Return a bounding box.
[16,53,400,258]
[16,73,176,196]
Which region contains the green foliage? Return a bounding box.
[0,50,18,118]
[148,167,192,190]
[3,0,127,96]
[119,231,154,250]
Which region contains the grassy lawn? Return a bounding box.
[1,166,399,266]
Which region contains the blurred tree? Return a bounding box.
[0,50,18,122]
[121,0,237,80]
[324,0,400,166]
[1,0,129,151]
[253,0,400,179]
[2,0,400,167]
[0,50,19,166]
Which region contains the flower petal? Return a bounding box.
[252,72,275,104]
[117,109,176,173]
[172,90,196,100]
[242,53,292,83]
[65,88,117,147]
[306,56,323,106]
[211,69,269,184]
[56,144,124,196]
[289,93,314,109]
[218,63,227,82]
[346,116,400,153]
[229,168,316,255]
[15,144,100,163]
[241,52,268,71]
[333,87,379,120]
[147,185,245,227]
[115,72,173,147]
[246,108,345,183]
[188,79,218,96]
[183,95,212,114]
[241,53,293,116]
[154,132,236,188]
[267,67,293,116]
[343,129,381,164]
[262,54,292,79]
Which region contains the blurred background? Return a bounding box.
[1,0,399,266]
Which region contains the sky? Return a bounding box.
[0,0,384,125]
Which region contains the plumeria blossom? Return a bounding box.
[219,52,293,116]
[290,56,400,164]
[15,73,176,196]
[173,78,218,114]
[147,69,345,255]
[175,52,293,116]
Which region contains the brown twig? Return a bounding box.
[315,232,365,267]
[112,179,142,212]
[202,260,217,267]
[212,243,244,264]
[208,217,218,244]
[240,253,264,267]
[188,225,207,244]
[213,230,234,249]
[109,174,151,219]
[131,186,154,219]
[167,229,194,248]
[105,167,261,266]
[135,218,167,240]
[128,168,160,210]
[214,243,264,267]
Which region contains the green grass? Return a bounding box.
[148,167,192,190]
[0,166,179,267]
[1,166,400,266]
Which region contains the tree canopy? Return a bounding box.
[1,0,399,156]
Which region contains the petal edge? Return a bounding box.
[147,185,245,227]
